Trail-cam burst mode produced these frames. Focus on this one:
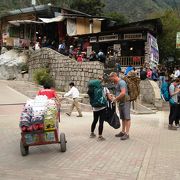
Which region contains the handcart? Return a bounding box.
[20,108,67,156]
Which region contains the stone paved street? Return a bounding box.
[0,80,180,180]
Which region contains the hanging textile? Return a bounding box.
[67,19,77,36]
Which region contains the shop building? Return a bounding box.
[0,4,107,50]
[73,18,162,68]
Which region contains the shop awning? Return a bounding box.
[8,20,43,26]
[39,15,65,23]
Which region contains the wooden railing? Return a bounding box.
[106,56,145,67]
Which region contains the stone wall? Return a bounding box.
[27,48,162,108]
[28,48,104,93]
[139,79,162,109]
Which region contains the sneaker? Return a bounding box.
[115,132,125,137]
[120,133,129,140]
[77,115,83,117]
[66,113,71,116]
[168,125,177,130]
[90,132,96,138]
[175,124,180,128]
[97,136,105,141]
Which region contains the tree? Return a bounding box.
[105,12,128,25]
[150,10,180,64]
[70,0,105,16]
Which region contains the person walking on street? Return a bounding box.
[64,82,83,117]
[168,78,180,130]
[109,72,131,140]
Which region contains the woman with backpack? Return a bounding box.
[168,78,180,130]
[87,78,112,141]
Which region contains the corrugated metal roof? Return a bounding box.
[8,20,44,26]
[9,5,50,15]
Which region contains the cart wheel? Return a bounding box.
[20,140,29,156]
[60,133,66,152]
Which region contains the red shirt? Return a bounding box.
[38,89,57,99]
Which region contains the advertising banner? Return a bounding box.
[176,32,180,48]
[147,33,159,67]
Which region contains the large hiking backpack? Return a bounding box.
[161,81,171,101]
[122,76,141,101]
[87,80,107,107]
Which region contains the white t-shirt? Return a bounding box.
[174,70,180,78]
[35,43,40,50]
[64,86,79,98]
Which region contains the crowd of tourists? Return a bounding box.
[32,38,180,137]
[58,42,106,63]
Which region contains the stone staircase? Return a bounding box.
[8,80,165,114]
[7,80,92,112]
[131,101,157,114]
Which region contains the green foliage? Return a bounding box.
[33,68,54,86]
[105,12,128,25]
[19,63,29,72]
[103,0,180,22]
[150,10,180,63]
[0,0,105,16]
[1,0,180,21]
[70,0,105,16]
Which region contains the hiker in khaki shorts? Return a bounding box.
[109,72,131,140]
[64,82,83,117]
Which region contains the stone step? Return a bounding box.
[131,102,157,114]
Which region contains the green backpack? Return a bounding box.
[87,80,107,107]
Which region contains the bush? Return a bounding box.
[33,68,54,86]
[19,63,29,73]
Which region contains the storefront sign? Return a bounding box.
[99,35,118,42]
[124,33,143,40]
[113,44,121,56]
[90,37,97,43]
[176,32,180,48]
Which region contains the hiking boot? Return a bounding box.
[66,113,71,116]
[168,125,177,130]
[97,136,106,141]
[90,132,96,138]
[115,132,125,137]
[77,115,83,117]
[120,134,129,140]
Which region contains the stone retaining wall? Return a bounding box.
[28,48,104,93]
[27,48,162,108]
[139,79,162,109]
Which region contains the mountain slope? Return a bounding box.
[103,0,180,22]
[0,0,179,22]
